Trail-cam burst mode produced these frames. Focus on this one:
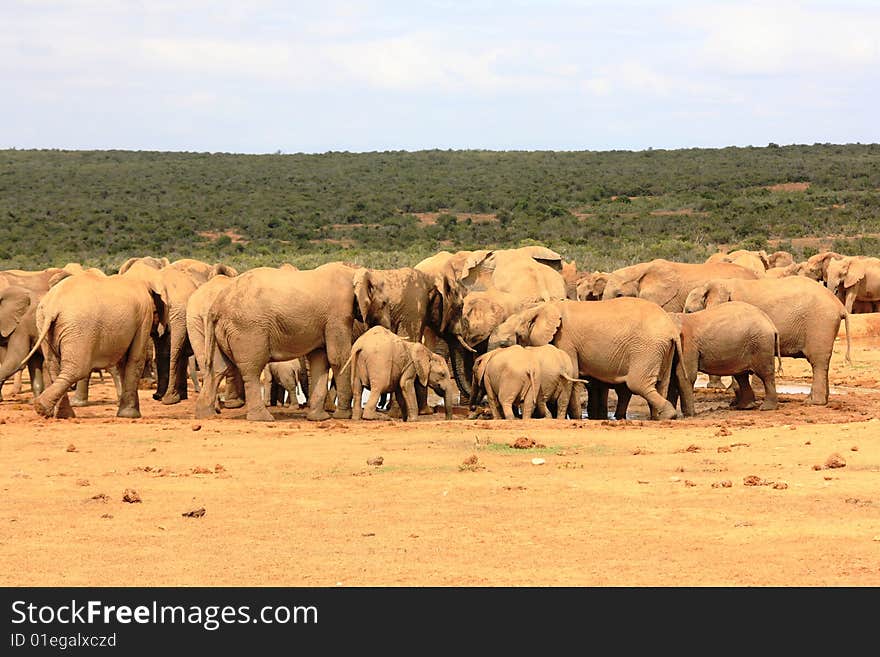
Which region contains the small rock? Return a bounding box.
[772,481,789,490]
[684,480,697,487]
[182,507,205,518]
[851,446,859,452]
[685,444,700,452]
[191,466,212,474]
[714,427,731,437]
[512,436,536,449]
[101,513,113,519]
[122,488,142,503]
[669,476,681,482]
[804,440,811,445]
[66,444,77,452]
[459,455,484,472]
[637,480,650,484]
[711,480,733,488]
[824,453,846,469]
[90,493,109,502]
[717,445,731,453]
[743,475,764,486]
[873,536,880,542]
[214,464,225,473]
[531,458,546,465]
[812,464,823,471]
[158,525,166,531]
[632,447,643,455]
[191,424,202,432]
[366,456,384,466]
[76,479,90,487]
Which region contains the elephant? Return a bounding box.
[0,285,45,401]
[765,263,801,278]
[120,259,198,405]
[766,251,795,268]
[487,298,695,421]
[825,256,880,313]
[167,258,239,287]
[705,250,769,277]
[684,276,851,405]
[262,358,308,408]
[343,326,456,421]
[185,272,244,408]
[415,246,568,399]
[602,258,760,311]
[667,302,781,412]
[560,260,581,300]
[195,261,360,422]
[0,267,70,294]
[575,271,610,301]
[469,344,587,420]
[22,270,167,419]
[799,251,844,285]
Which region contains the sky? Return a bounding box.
[2,0,878,153]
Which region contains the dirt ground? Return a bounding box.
[2,324,879,587]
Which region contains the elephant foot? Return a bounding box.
[223,397,245,409]
[361,413,390,421]
[418,405,435,416]
[55,404,76,419]
[656,404,678,420]
[194,405,220,419]
[116,407,142,419]
[161,392,181,405]
[152,392,163,401]
[333,408,352,420]
[70,398,89,408]
[306,409,331,422]
[733,401,758,410]
[805,397,828,406]
[34,397,54,418]
[246,407,275,422]
[759,400,778,411]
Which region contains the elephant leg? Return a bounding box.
[34,356,84,420]
[110,367,122,399]
[305,350,332,422]
[627,373,677,421]
[325,338,353,419]
[223,365,246,409]
[189,354,201,393]
[11,369,23,395]
[706,374,726,389]
[394,388,409,421]
[28,358,45,398]
[71,376,90,407]
[323,376,337,413]
[731,372,757,409]
[586,380,609,420]
[401,381,419,422]
[805,354,831,405]
[241,366,274,421]
[152,333,170,401]
[614,385,632,420]
[484,385,503,420]
[351,377,364,420]
[162,346,189,405]
[416,383,433,415]
[756,365,778,410]
[361,385,387,421]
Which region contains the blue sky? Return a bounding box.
[2,1,878,153]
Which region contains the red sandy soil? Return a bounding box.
[1,332,879,587]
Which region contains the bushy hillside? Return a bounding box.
[2,143,879,272]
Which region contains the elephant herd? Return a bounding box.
[0,245,860,424]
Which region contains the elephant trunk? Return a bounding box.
[448,336,483,400]
[440,383,456,420]
[0,340,31,388]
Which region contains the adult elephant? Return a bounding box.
[575,271,610,301]
[825,256,880,313]
[185,271,244,409]
[799,251,843,285]
[487,298,695,420]
[21,270,168,419]
[602,258,761,311]
[195,261,359,422]
[0,267,70,294]
[415,246,567,399]
[167,258,239,286]
[706,250,769,277]
[0,285,45,401]
[120,258,198,405]
[684,276,851,405]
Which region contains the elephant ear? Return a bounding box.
[704,281,732,307]
[522,245,563,271]
[756,251,770,270]
[517,302,562,346]
[409,343,432,387]
[843,259,866,289]
[435,266,464,333]
[352,268,373,323]
[209,263,239,279]
[459,250,493,290]
[145,278,170,337]
[118,257,141,275]
[472,351,494,388]
[639,265,679,309]
[48,270,73,288]
[0,286,31,338]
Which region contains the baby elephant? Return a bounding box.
[669,301,780,411]
[343,326,456,421]
[261,358,309,407]
[470,344,587,420]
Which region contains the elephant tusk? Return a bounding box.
[456,334,478,353]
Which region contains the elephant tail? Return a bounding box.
[774,330,784,375]
[561,373,591,385]
[672,336,695,417]
[339,344,360,388]
[19,310,55,371]
[842,310,852,366]
[524,366,539,412]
